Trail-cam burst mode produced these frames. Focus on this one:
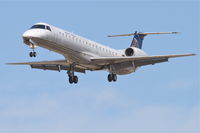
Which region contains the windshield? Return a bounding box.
[30,24,51,31]
[31,24,45,29]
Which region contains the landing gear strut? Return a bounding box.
[67,63,78,84]
[108,73,117,82]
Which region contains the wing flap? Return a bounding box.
[134,58,168,67]
[30,64,85,73]
[91,53,195,66]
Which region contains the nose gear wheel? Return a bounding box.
[29,51,36,57]
[29,44,37,57]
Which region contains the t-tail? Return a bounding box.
[108,31,179,49]
[130,31,146,49]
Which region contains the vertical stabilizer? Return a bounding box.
[130,31,146,49]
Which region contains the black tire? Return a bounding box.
[113,74,117,82]
[33,52,36,57]
[29,52,33,57]
[108,74,113,82]
[69,76,74,84]
[74,76,78,84]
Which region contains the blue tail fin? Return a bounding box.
[130,31,146,49]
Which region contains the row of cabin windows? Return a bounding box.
[58,31,118,56]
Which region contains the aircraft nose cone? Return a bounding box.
[22,31,32,39]
[22,30,46,39]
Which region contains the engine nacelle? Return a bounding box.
[125,47,134,56]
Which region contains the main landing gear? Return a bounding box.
[108,73,117,82]
[67,63,78,84]
[68,75,78,84]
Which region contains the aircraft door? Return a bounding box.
[53,31,58,43]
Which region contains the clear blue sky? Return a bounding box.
[0,0,199,133]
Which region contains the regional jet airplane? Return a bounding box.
[8,22,195,84]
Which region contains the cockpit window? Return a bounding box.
[31,24,46,29]
[30,24,51,31]
[46,26,51,31]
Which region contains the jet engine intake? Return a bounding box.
[125,47,134,56]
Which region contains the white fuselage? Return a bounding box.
[22,23,147,75]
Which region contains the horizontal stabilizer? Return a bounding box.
[108,32,179,37]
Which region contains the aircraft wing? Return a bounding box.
[7,60,86,73]
[90,53,195,67]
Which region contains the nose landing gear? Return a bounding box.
[29,44,37,57]
[29,51,36,57]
